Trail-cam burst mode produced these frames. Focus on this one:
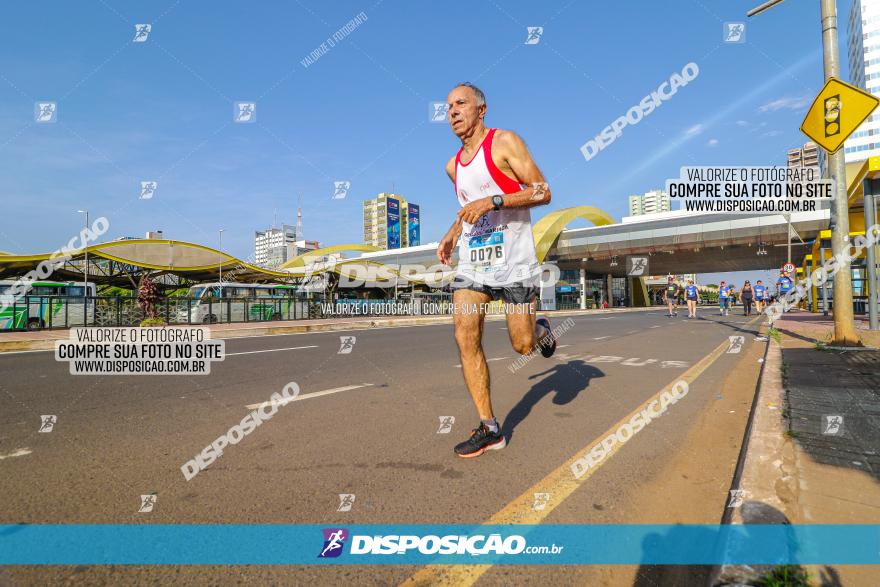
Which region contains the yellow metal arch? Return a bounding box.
[281,243,381,268]
[531,206,615,262]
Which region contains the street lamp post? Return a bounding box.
[748,0,859,345]
[218,229,224,291]
[77,210,89,320]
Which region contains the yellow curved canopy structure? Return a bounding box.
[281,244,381,268]
[531,206,615,262]
[0,239,291,283]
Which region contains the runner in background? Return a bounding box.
[663,276,679,317]
[718,280,730,316]
[685,279,699,318]
[741,280,754,317]
[754,280,766,314]
[777,271,794,311]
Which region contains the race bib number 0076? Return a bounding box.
[467,231,505,272]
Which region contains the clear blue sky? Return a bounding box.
[0,0,850,289]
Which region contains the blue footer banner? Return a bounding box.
[1,524,878,565]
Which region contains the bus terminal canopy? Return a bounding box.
[0,239,299,288]
[0,206,617,289]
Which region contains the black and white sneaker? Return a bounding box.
[537,317,556,358]
[454,423,506,458]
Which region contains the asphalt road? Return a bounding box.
[0,308,765,586]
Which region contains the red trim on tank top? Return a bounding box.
[454,129,492,199]
[483,129,523,194]
[456,129,493,168]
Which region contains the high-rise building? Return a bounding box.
[787,141,826,177]
[628,189,671,216]
[845,0,880,161]
[254,224,297,267]
[363,193,420,249]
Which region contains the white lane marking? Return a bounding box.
[598,317,613,320]
[226,345,318,357]
[0,448,32,460]
[557,344,571,349]
[627,330,639,334]
[593,336,610,340]
[245,383,374,409]
[650,325,661,329]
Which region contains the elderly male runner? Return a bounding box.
[436,82,556,458]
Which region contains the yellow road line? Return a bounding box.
[401,335,736,587]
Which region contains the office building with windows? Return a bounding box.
[845,0,880,161]
[628,189,671,216]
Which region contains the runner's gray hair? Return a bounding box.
[456,82,486,106]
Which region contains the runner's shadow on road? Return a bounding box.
[501,360,604,444]
[700,315,763,338]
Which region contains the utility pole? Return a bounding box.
[820,0,858,344]
[748,0,859,344]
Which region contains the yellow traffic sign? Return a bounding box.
[801,77,879,153]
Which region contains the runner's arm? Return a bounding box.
[456,130,550,224]
[438,156,462,265]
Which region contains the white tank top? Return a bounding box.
[454,128,539,286]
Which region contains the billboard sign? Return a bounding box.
[386,198,400,249]
[407,203,420,246]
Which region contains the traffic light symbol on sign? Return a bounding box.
[824,94,841,138]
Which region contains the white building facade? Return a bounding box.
[628,189,671,216]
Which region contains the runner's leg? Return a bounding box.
[453,288,493,420]
[505,299,541,355]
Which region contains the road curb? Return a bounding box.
[711,336,799,586]
[0,306,656,352]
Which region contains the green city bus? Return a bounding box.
[175,282,309,324]
[0,280,96,330]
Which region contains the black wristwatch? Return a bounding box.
[491,195,504,210]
